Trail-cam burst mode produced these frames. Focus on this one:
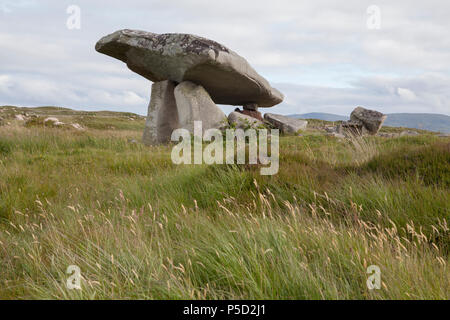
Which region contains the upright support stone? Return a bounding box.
[174,81,227,136]
[143,80,179,145]
[241,103,263,121]
[243,103,259,111]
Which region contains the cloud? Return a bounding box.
[273,73,450,115]
[0,0,36,14]
[397,88,417,101]
[0,0,449,115]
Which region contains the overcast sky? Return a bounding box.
[1,0,449,115]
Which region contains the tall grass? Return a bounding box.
[0,124,448,299]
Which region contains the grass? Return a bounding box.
[0,107,449,299]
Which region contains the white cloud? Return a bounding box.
[397,88,417,101]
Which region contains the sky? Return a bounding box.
[0,0,449,116]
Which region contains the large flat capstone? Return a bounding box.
[95,29,284,107]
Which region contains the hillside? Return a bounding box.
[290,112,450,133]
[289,112,348,122]
[0,105,449,299]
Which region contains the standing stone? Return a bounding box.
[350,107,387,135]
[243,103,259,111]
[174,81,226,135]
[143,80,179,145]
[264,113,307,134]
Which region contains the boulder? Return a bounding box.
[264,113,307,134]
[44,117,65,127]
[174,81,226,135]
[337,120,368,136]
[143,80,179,145]
[96,29,283,107]
[44,117,59,124]
[350,107,386,135]
[228,111,264,129]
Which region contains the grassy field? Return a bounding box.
[0,106,449,299]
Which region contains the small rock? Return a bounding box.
[327,132,346,139]
[438,133,450,138]
[325,126,337,133]
[400,130,419,137]
[377,132,398,138]
[15,114,25,121]
[70,123,85,131]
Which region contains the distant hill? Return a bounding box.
[289,113,348,122]
[289,112,450,133]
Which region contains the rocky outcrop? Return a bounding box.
[350,107,386,135]
[228,111,264,129]
[174,81,227,135]
[264,113,307,134]
[96,29,284,108]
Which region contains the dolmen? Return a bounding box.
[95,29,284,145]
